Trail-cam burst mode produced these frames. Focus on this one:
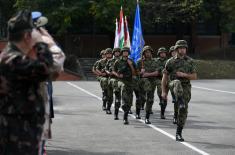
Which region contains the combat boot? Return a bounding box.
[135,108,141,119]
[123,111,129,125]
[145,112,151,124]
[176,126,184,142]
[114,108,119,120]
[160,103,166,119]
[106,103,112,114]
[173,113,177,124]
[102,101,107,111]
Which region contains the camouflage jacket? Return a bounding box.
[0,43,53,115]
[105,57,119,77]
[164,55,196,84]
[137,58,159,79]
[154,57,168,78]
[113,57,135,81]
[96,58,108,76]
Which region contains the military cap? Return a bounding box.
[8,10,34,34]
[157,47,167,55]
[105,48,113,54]
[174,40,188,49]
[113,47,121,54]
[169,46,175,53]
[100,50,106,56]
[121,46,131,54]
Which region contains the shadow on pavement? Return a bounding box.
[47,149,126,155]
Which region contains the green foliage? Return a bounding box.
[142,0,203,24]
[1,0,235,35]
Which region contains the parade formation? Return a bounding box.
[92,40,197,142]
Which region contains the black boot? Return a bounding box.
[129,108,133,114]
[145,112,151,124]
[114,109,119,120]
[136,108,141,119]
[123,111,129,125]
[176,126,184,142]
[106,103,112,114]
[173,113,177,124]
[102,101,107,111]
[160,106,165,119]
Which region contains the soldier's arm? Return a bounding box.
[112,61,122,78]
[176,59,197,80]
[10,43,53,82]
[161,72,168,100]
[92,61,99,76]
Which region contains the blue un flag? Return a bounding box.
[130,3,145,63]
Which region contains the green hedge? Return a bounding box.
[196,60,235,79]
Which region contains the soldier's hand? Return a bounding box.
[118,74,123,78]
[161,92,167,100]
[140,68,145,74]
[127,59,133,65]
[176,71,187,78]
[142,72,149,78]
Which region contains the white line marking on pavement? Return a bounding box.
[193,86,235,95]
[67,82,210,155]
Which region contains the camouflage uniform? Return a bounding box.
[96,57,109,110]
[103,48,114,114]
[163,40,197,141]
[105,48,121,119]
[155,47,168,119]
[0,11,53,154]
[113,47,135,124]
[137,46,158,124]
[92,50,105,82]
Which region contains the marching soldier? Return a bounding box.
[113,47,135,125]
[105,48,121,119]
[155,47,168,119]
[137,45,159,124]
[92,50,106,77]
[96,49,113,112]
[162,40,197,141]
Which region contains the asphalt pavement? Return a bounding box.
[46,80,235,155]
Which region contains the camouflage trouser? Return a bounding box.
[156,79,168,106]
[0,115,44,155]
[139,78,157,113]
[108,78,120,108]
[169,80,191,127]
[131,77,141,110]
[118,80,133,112]
[99,77,109,103]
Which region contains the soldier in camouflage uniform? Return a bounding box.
[137,45,159,124]
[155,47,168,119]
[96,49,113,111]
[168,46,178,124]
[162,40,197,142]
[0,10,53,154]
[92,50,106,78]
[113,47,135,125]
[105,48,121,119]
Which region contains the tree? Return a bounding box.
[0,0,16,38]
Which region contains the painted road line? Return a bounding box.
[67,82,210,155]
[193,86,235,95]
